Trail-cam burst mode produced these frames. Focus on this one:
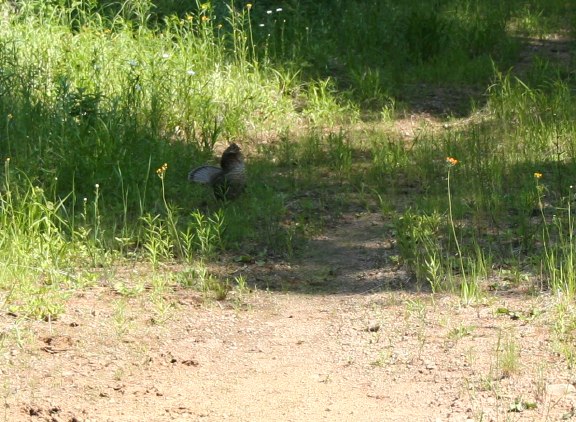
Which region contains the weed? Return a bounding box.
[538,181,576,298]
[176,264,229,301]
[141,213,173,268]
[150,294,175,325]
[394,210,446,290]
[551,301,576,368]
[534,364,547,401]
[446,157,481,304]
[496,330,521,378]
[112,280,145,298]
[113,299,132,337]
[234,274,250,295]
[157,163,185,260]
[371,338,395,367]
[188,209,225,259]
[447,324,475,341]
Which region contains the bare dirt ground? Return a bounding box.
[2,211,576,422]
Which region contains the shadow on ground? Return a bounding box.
[231,211,415,295]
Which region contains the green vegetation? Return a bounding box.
[0,0,575,335]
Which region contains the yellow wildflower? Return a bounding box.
[534,172,543,179]
[246,3,252,10]
[156,163,168,178]
[446,157,458,166]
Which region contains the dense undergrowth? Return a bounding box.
[0,0,575,327]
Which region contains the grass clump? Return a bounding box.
[0,159,99,319]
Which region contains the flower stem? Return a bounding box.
[447,167,468,291]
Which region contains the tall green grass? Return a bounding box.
[382,64,576,299]
[0,0,575,316]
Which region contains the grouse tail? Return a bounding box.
[188,165,223,184]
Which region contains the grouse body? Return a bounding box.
[188,143,246,200]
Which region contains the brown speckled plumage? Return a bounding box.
[188,143,246,200]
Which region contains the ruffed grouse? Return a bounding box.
[188,143,246,200]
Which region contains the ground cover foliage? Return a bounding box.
[0,0,575,326]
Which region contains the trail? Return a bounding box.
[2,212,574,422]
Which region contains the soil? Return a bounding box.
[2,211,576,422]
[2,37,576,422]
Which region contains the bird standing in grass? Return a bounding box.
[188,143,246,200]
